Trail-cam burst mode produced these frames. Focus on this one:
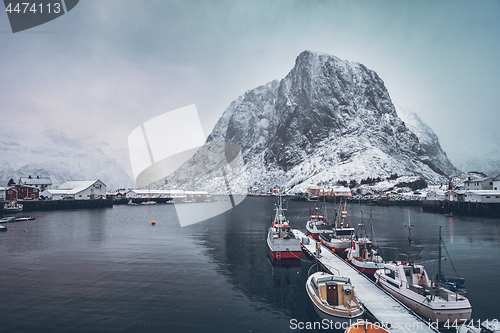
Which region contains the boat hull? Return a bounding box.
[307,229,319,240]
[349,259,384,276]
[375,274,472,323]
[320,237,351,253]
[306,274,364,324]
[267,229,302,260]
[267,247,302,260]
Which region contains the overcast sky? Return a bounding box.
[1,0,499,173]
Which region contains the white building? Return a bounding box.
[464,190,500,203]
[40,180,106,200]
[464,177,493,190]
[0,187,8,201]
[19,176,52,191]
[492,174,500,191]
[448,190,466,202]
[425,190,447,201]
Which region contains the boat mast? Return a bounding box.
[438,225,442,283]
[405,212,414,264]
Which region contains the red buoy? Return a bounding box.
[151,221,156,225]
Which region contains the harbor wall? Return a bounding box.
[1,198,113,213]
[113,197,173,205]
[422,200,500,218]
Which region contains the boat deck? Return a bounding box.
[293,229,438,333]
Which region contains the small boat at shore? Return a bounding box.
[3,201,23,212]
[306,271,364,323]
[0,216,15,223]
[267,197,301,260]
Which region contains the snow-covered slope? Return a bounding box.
[165,51,458,193]
[0,124,135,190]
[396,106,460,177]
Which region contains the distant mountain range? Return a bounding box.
[0,123,135,190]
[164,51,459,193]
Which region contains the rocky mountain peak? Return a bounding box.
[168,51,457,193]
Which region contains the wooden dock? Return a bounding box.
[293,229,438,333]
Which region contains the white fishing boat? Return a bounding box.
[320,199,355,255]
[267,197,301,260]
[347,239,384,276]
[346,214,384,276]
[3,201,23,212]
[306,271,364,323]
[456,320,500,333]
[305,202,334,240]
[374,225,471,323]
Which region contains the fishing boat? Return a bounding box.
[456,320,500,333]
[3,201,23,212]
[345,321,390,333]
[306,271,364,323]
[346,214,384,276]
[374,225,471,323]
[267,197,301,260]
[305,201,334,240]
[347,239,384,276]
[127,200,139,206]
[320,199,355,255]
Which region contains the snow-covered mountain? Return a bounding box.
[0,123,135,190]
[396,106,460,177]
[165,51,458,193]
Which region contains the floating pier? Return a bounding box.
[293,229,438,333]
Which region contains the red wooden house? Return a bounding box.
[13,184,39,200]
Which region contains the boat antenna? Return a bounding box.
[323,195,328,222]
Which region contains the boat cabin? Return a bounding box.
[310,275,353,307]
[335,227,355,237]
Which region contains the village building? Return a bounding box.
[2,187,18,201]
[13,184,40,200]
[40,180,106,200]
[492,174,500,191]
[464,177,493,190]
[448,190,466,202]
[464,190,500,203]
[308,186,352,198]
[19,176,52,191]
[126,189,185,199]
[425,190,447,201]
[0,187,10,201]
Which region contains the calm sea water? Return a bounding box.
[0,197,499,333]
